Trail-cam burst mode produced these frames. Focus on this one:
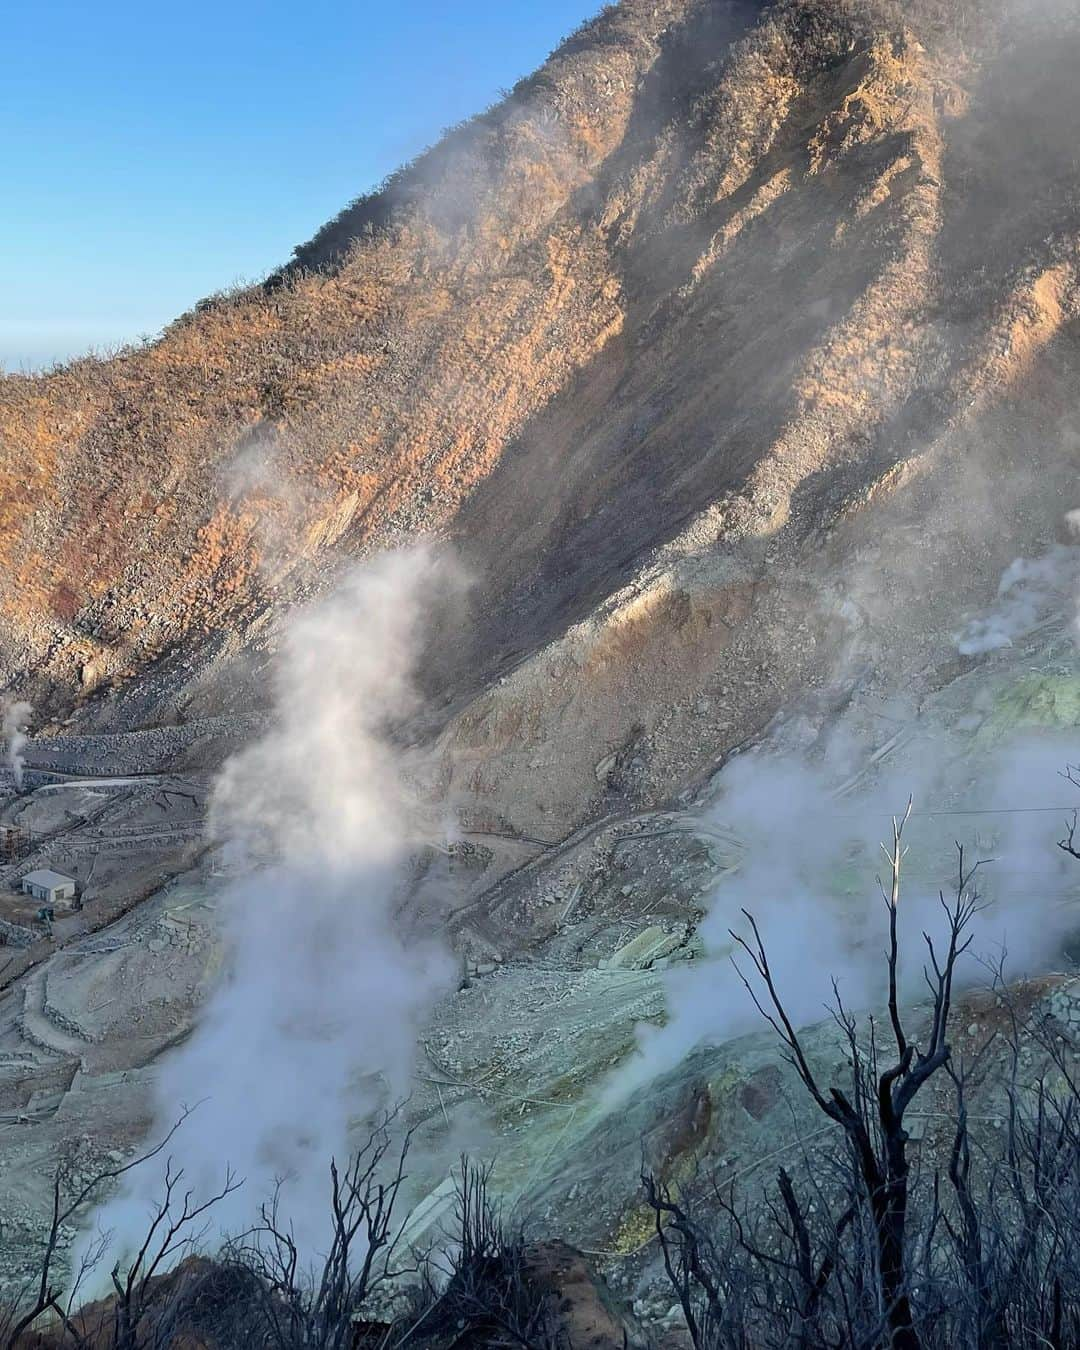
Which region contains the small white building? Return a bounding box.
[21,869,78,907]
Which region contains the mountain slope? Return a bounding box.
[6,0,1080,1311]
[1,0,1079,838]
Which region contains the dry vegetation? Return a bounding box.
[1,1140,628,1350]
[644,832,1080,1348]
[3,0,1077,757]
[9,815,1080,1348]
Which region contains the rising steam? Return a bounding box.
[2,698,32,789]
[607,734,1080,1104]
[955,544,1080,655]
[81,548,458,1266]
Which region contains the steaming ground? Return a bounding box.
[605,541,1080,1099]
[2,699,31,789]
[72,551,459,1279]
[4,528,1080,1301]
[606,736,1080,1105]
[4,0,1080,1326]
[956,544,1080,656]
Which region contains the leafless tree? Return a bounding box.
[396,1158,563,1350]
[1057,764,1080,861]
[5,1105,576,1350]
[106,1160,241,1350]
[227,1112,413,1350]
[723,805,980,1348]
[645,804,993,1348]
[0,1106,214,1350]
[640,770,1080,1348]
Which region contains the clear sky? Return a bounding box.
[2,1,598,372]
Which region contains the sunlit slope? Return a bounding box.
[0,0,1078,839]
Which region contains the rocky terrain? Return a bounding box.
[3,0,1080,1339]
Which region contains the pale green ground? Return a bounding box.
[407,628,1080,1258]
[4,629,1080,1291]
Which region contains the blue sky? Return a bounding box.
[1,1,597,372]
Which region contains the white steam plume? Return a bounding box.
[81,548,458,1266]
[607,737,1080,1102]
[955,539,1080,655]
[2,699,32,789]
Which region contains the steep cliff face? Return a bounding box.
[2,0,1080,835]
